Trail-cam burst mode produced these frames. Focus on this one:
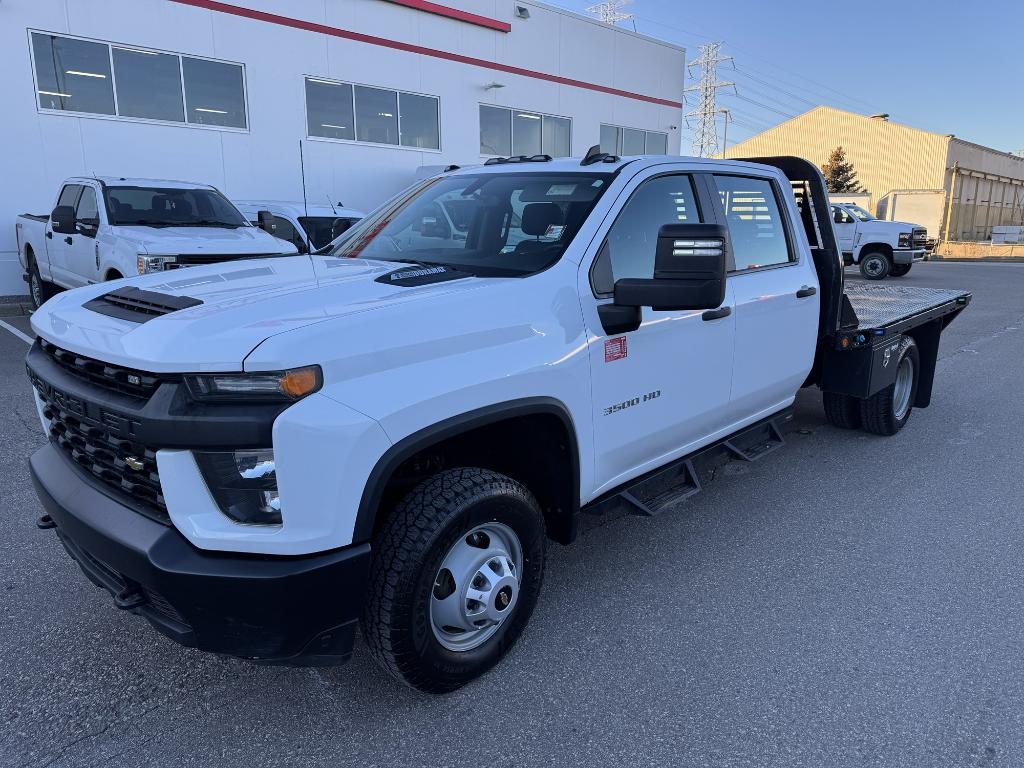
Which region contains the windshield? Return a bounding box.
[323,172,613,276]
[299,215,360,250]
[104,186,249,227]
[845,204,875,222]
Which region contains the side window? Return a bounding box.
[713,175,792,271]
[76,187,99,223]
[55,184,83,210]
[591,174,700,295]
[832,206,852,224]
[269,216,303,249]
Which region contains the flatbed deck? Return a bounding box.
[844,284,971,334]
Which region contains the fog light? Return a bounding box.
[194,448,281,525]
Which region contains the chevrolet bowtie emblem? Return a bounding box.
[125,456,145,471]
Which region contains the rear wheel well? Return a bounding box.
[24,244,35,266]
[363,409,579,545]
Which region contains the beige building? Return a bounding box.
[725,106,1024,241]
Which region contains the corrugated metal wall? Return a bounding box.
[945,140,1024,241]
[727,107,1024,241]
[726,106,951,197]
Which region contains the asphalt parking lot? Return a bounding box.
[2,261,1023,768]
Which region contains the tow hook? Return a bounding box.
[36,514,56,530]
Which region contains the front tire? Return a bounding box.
[362,468,546,693]
[860,336,919,435]
[859,251,892,280]
[889,263,912,277]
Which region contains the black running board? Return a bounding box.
[584,409,792,518]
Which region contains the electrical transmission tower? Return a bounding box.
[684,42,735,157]
[586,0,634,25]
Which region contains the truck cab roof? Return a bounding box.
[232,200,364,220]
[73,176,219,190]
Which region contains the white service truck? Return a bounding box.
[16,177,297,308]
[830,202,928,279]
[233,200,364,254]
[26,152,969,693]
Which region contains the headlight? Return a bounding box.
[185,366,322,402]
[898,232,912,248]
[138,254,177,274]
[195,448,281,525]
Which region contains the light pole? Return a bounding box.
[718,108,731,158]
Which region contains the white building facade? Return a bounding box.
[0,0,686,296]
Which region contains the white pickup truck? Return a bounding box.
[26,152,969,693]
[16,177,297,308]
[830,202,928,279]
[233,200,364,254]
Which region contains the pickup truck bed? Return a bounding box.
[844,284,971,335]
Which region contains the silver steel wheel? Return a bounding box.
[863,255,886,278]
[29,271,42,307]
[892,355,914,419]
[430,522,523,652]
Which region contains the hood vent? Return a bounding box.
[84,286,203,323]
[375,264,471,287]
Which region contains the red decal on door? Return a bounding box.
[604,336,627,362]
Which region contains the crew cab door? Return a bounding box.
[46,183,84,285]
[579,168,736,494]
[831,204,856,255]
[711,171,819,420]
[67,185,102,282]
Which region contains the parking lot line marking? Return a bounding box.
[0,318,33,345]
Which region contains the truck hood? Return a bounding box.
[116,225,296,255]
[31,256,492,372]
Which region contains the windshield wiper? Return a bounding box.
[171,220,244,228]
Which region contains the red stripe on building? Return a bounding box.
[378,0,511,33]
[167,0,683,109]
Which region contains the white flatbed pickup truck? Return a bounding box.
[16,177,297,308]
[25,151,970,693]
[830,202,928,280]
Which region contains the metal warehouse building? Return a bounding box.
[726,105,1024,244]
[0,0,687,296]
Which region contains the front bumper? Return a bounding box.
[30,443,371,665]
[893,248,926,265]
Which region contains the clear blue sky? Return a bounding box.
[550,0,1024,153]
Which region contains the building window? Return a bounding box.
[182,57,247,128]
[600,124,670,155]
[30,31,247,130]
[305,76,439,150]
[480,105,572,157]
[32,33,114,116]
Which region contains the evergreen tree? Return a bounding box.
[821,146,865,193]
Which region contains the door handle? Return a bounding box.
[796,285,817,298]
[701,306,732,322]
[64,236,73,245]
[45,230,53,239]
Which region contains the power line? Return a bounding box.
[727,93,796,119]
[684,42,735,157]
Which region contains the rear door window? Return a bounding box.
[713,175,793,271]
[56,184,83,210]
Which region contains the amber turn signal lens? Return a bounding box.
[280,366,321,398]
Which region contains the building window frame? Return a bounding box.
[479,104,573,158]
[600,123,670,155]
[27,29,250,133]
[303,75,442,153]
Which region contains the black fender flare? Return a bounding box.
[352,397,581,543]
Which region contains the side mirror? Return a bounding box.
[614,223,728,311]
[257,210,276,233]
[51,205,76,235]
